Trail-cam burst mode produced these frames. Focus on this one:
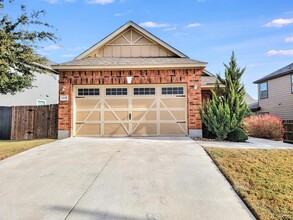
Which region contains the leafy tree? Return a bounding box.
[200,52,250,140]
[0,0,57,94]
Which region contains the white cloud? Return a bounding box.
[164,27,176,31]
[61,54,75,57]
[114,10,131,16]
[186,23,202,28]
[266,49,293,56]
[44,45,63,51]
[69,46,87,51]
[45,0,60,3]
[37,51,49,56]
[85,0,114,4]
[139,21,170,28]
[285,36,293,43]
[264,18,293,27]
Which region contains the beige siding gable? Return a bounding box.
[87,28,177,58]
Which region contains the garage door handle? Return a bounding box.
[176,95,185,97]
[177,121,186,123]
[129,113,132,120]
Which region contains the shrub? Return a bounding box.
[225,127,248,142]
[243,115,285,140]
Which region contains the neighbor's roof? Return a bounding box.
[52,57,207,70]
[249,102,260,112]
[254,63,293,84]
[244,93,257,105]
[75,21,188,60]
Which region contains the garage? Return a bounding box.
[53,21,207,139]
[74,84,187,136]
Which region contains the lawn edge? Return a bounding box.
[0,139,57,162]
[202,146,260,220]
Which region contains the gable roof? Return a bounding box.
[75,21,188,60]
[254,63,293,84]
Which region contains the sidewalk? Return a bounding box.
[196,137,293,149]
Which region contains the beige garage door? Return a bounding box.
[74,85,187,136]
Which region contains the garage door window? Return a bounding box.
[78,88,99,96]
[106,88,127,95]
[134,88,155,95]
[162,87,184,95]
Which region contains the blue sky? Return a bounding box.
[4,0,293,98]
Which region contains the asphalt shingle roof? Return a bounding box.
[254,63,293,84]
[53,57,206,68]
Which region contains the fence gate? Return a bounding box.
[283,120,293,144]
[0,107,12,140]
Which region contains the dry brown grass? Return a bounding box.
[205,148,293,220]
[0,139,55,160]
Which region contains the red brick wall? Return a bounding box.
[58,68,204,136]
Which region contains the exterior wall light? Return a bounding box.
[194,83,198,90]
[61,85,66,92]
[126,76,132,84]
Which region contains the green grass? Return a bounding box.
[205,148,293,220]
[0,139,56,160]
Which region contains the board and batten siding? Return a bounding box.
[258,74,293,120]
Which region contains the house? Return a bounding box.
[53,21,213,138]
[201,70,257,105]
[253,63,293,120]
[0,61,59,106]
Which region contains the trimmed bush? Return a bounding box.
[243,115,285,140]
[225,127,248,142]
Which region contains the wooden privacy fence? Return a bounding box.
[283,120,293,144]
[0,105,58,140]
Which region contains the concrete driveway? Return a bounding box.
[0,137,254,220]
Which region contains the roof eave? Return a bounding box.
[253,70,293,84]
[52,62,207,71]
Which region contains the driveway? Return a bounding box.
[0,137,254,220]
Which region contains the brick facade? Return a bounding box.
[58,68,204,136]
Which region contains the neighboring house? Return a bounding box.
[0,61,59,106]
[253,63,293,120]
[201,70,256,106]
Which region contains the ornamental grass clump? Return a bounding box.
[243,115,285,140]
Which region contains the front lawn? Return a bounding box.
[0,139,56,160]
[205,148,293,220]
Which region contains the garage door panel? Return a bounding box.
[105,99,128,108]
[132,111,157,121]
[132,99,156,108]
[76,111,100,121]
[104,123,128,135]
[132,123,157,135]
[160,98,186,108]
[160,111,186,121]
[104,111,128,121]
[76,99,100,109]
[76,124,100,136]
[160,123,186,135]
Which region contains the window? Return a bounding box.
[78,88,99,96]
[37,99,46,106]
[106,88,127,95]
[258,112,269,117]
[291,74,293,94]
[162,87,184,95]
[134,88,155,95]
[259,82,268,99]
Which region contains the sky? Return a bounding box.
[3,0,293,99]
